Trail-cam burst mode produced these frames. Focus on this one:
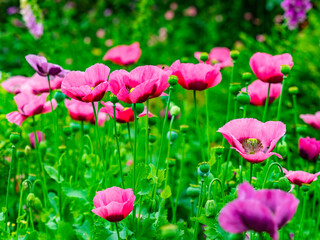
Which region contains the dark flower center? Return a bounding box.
[240,138,263,154]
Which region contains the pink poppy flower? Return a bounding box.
[29,131,45,149]
[61,63,110,102]
[249,53,293,83]
[90,111,109,127]
[108,65,170,104]
[300,111,320,130]
[170,60,222,91]
[92,186,135,222]
[241,80,282,106]
[299,137,320,162]
[283,168,320,186]
[219,182,299,240]
[25,54,66,77]
[1,75,30,94]
[194,47,233,69]
[100,102,152,123]
[102,42,142,66]
[217,118,286,163]
[6,93,57,126]
[27,74,63,94]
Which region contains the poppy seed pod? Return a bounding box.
[186,186,200,198]
[230,50,240,61]
[198,162,210,177]
[237,92,251,105]
[168,75,178,86]
[109,93,118,104]
[71,123,80,133]
[10,132,20,144]
[288,86,299,95]
[242,72,252,82]
[54,91,65,104]
[214,146,225,156]
[149,134,157,143]
[170,105,181,116]
[167,130,178,142]
[63,126,72,137]
[17,151,24,158]
[149,117,158,126]
[205,200,217,217]
[200,52,209,62]
[278,177,291,192]
[229,83,242,96]
[280,64,291,75]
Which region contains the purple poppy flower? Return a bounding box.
[25,54,66,77]
[218,182,299,240]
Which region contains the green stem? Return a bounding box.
[277,76,287,121]
[233,97,238,119]
[115,222,121,240]
[193,90,205,162]
[92,102,104,180]
[208,178,225,205]
[238,155,243,183]
[262,83,271,122]
[226,60,236,123]
[222,148,232,185]
[165,116,175,186]
[262,162,284,188]
[113,103,125,188]
[292,94,298,136]
[193,179,204,240]
[145,99,149,165]
[127,123,133,153]
[132,103,138,227]
[75,121,84,183]
[297,191,307,240]
[205,91,211,161]
[249,163,253,184]
[29,207,34,231]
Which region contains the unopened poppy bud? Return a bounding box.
[54,91,65,104]
[28,174,36,183]
[133,103,145,115]
[33,197,43,211]
[186,186,200,198]
[63,126,72,137]
[281,64,291,75]
[25,145,31,156]
[149,117,158,126]
[230,50,240,61]
[26,193,35,207]
[71,123,80,133]
[149,134,157,143]
[278,177,291,192]
[301,184,310,192]
[10,132,20,144]
[205,200,217,217]
[214,146,224,156]
[22,180,29,190]
[229,83,242,96]
[170,105,180,116]
[198,162,210,177]
[59,145,67,154]
[180,125,189,134]
[168,75,178,86]
[288,86,299,95]
[237,92,251,105]
[167,130,178,142]
[276,139,288,158]
[109,93,118,104]
[242,72,252,82]
[160,224,178,238]
[83,125,90,134]
[229,234,244,240]
[17,150,24,158]
[200,52,209,62]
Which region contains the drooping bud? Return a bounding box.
[200,52,209,62]
[168,75,178,86]
[54,91,65,104]
[278,177,291,192]
[281,64,291,75]
[276,138,288,159]
[237,92,251,105]
[25,145,31,156]
[26,193,35,207]
[33,197,43,211]
[205,200,217,217]
[230,50,240,61]
[10,132,20,144]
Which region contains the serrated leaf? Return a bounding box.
[62,184,88,202]
[138,178,151,195]
[160,185,172,199]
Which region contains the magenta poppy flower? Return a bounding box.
[25,54,66,77]
[100,102,152,123]
[170,60,222,91]
[283,168,320,186]
[249,53,294,83]
[102,42,142,66]
[217,118,286,163]
[65,99,95,122]
[6,93,57,126]
[92,186,135,222]
[109,65,170,104]
[299,137,320,162]
[29,131,45,149]
[27,74,63,94]
[194,47,233,69]
[1,75,30,94]
[219,182,299,240]
[300,111,320,130]
[61,63,110,102]
[241,80,282,106]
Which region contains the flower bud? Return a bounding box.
[200,52,209,62]
[22,180,29,190]
[25,145,31,156]
[276,139,288,159]
[160,224,178,238]
[278,177,291,192]
[237,92,251,105]
[170,106,180,116]
[133,103,145,115]
[71,123,80,133]
[10,132,20,144]
[180,125,189,134]
[168,75,178,86]
[167,130,178,142]
[109,93,118,104]
[281,65,291,75]
[229,83,242,96]
[186,186,200,198]
[242,72,252,82]
[83,125,90,134]
[39,141,47,154]
[230,50,240,61]
[149,117,158,126]
[149,134,157,143]
[17,150,25,158]
[205,200,217,217]
[28,174,36,183]
[26,193,35,207]
[63,126,72,137]
[301,184,310,192]
[288,86,299,95]
[33,197,43,211]
[198,162,210,178]
[214,146,224,156]
[54,91,65,104]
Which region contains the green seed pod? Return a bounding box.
[301,184,310,192]
[54,91,65,104]
[230,50,240,61]
[33,197,43,211]
[10,132,20,144]
[167,130,178,142]
[205,200,217,217]
[276,139,288,159]
[281,64,291,75]
[214,146,225,156]
[180,125,189,134]
[170,105,181,116]
[133,103,145,115]
[229,83,242,96]
[149,117,158,126]
[278,177,291,192]
[168,75,178,86]
[28,174,36,183]
[26,193,35,207]
[63,126,72,137]
[186,186,200,198]
[198,162,210,178]
[237,92,251,105]
[242,72,252,82]
[200,52,209,62]
[83,125,90,134]
[149,134,157,143]
[71,123,80,133]
[160,224,178,239]
[109,93,118,104]
[288,86,299,95]
[17,150,25,158]
[25,145,31,156]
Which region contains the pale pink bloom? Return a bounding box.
[194,47,233,69]
[283,168,320,186]
[103,42,141,66]
[1,75,29,94]
[183,6,197,17]
[29,131,45,149]
[165,10,174,20]
[300,111,320,130]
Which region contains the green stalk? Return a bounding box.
[145,99,149,165]
[233,97,238,119]
[92,102,104,179]
[127,123,133,153]
[193,179,204,240]
[238,155,243,183]
[277,76,287,121]
[226,60,236,123]
[262,83,271,122]
[205,91,211,161]
[296,191,307,240]
[262,162,284,188]
[222,148,232,185]
[75,121,84,183]
[193,90,205,162]
[132,103,138,227]
[165,116,175,186]
[208,178,225,205]
[115,222,121,240]
[249,163,253,184]
[292,94,298,136]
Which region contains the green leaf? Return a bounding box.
[160,185,172,199]
[138,178,152,195]
[44,165,64,183]
[62,184,88,202]
[25,231,38,240]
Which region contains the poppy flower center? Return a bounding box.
[130,87,135,93]
[91,87,94,90]
[211,59,220,64]
[241,138,263,154]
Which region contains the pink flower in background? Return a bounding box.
[62,63,110,102]
[103,42,141,66]
[65,99,95,122]
[183,6,197,17]
[20,4,43,39]
[249,53,294,83]
[6,93,57,126]
[219,182,298,240]
[165,10,175,20]
[217,118,286,163]
[241,80,282,106]
[29,131,45,148]
[281,0,312,30]
[170,60,222,91]
[28,74,63,94]
[1,75,30,94]
[25,55,66,77]
[299,137,320,161]
[194,47,233,69]
[100,102,152,123]
[109,65,170,104]
[283,168,320,186]
[300,111,320,130]
[92,187,135,222]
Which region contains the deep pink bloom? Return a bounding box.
[194,47,233,69]
[300,111,320,130]
[1,75,30,94]
[6,93,57,126]
[219,182,299,240]
[241,80,282,106]
[170,60,222,91]
[65,99,95,122]
[299,137,320,161]
[109,65,170,104]
[92,187,135,222]
[249,53,294,83]
[29,131,45,149]
[100,102,152,123]
[217,118,286,163]
[103,42,141,66]
[25,54,66,77]
[62,63,110,102]
[283,168,320,186]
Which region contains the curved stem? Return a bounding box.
[208,178,225,205]
[262,162,285,189]
[145,99,149,165]
[277,76,287,121]
[262,83,271,122]
[193,90,205,162]
[92,102,104,180]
